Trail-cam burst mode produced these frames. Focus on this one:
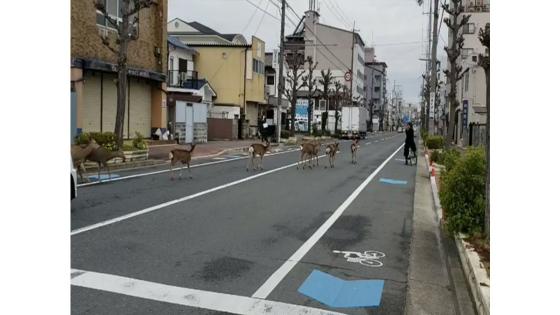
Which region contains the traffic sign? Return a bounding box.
[344,71,352,81]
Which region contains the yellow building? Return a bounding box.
[168,19,267,138]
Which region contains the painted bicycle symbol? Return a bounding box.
[332,250,386,268]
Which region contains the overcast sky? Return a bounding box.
[169,0,448,106]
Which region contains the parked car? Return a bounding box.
[71,159,77,200]
[397,126,404,133]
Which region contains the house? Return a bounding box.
[71,0,168,139]
[167,18,267,139]
[284,0,366,131]
[446,0,489,145]
[167,36,216,143]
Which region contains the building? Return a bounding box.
[364,47,388,131]
[285,0,366,131]
[265,50,290,135]
[71,0,168,139]
[446,0,489,145]
[168,18,266,139]
[167,36,216,143]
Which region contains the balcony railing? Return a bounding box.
[465,2,489,12]
[167,70,198,88]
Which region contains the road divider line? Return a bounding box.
[71,154,327,236]
[77,148,301,188]
[71,269,344,315]
[251,143,405,299]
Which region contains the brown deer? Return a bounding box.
[246,140,270,171]
[169,144,196,180]
[350,138,360,164]
[325,142,340,168]
[71,139,100,182]
[297,141,320,169]
[85,146,126,181]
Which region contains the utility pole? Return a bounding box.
[428,0,439,134]
[423,0,433,131]
[349,21,355,105]
[276,0,286,143]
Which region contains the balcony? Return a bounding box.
[465,2,489,12]
[167,70,199,88]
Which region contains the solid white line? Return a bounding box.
[71,153,327,236]
[77,148,300,188]
[71,269,344,315]
[252,143,405,299]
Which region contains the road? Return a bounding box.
[71,132,422,314]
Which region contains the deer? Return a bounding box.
[297,140,321,169]
[169,143,196,180]
[71,138,100,182]
[350,138,360,164]
[246,140,270,171]
[85,146,126,182]
[325,142,340,168]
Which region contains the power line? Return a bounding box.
[241,0,264,33]
[329,0,353,29]
[244,0,279,21]
[323,0,351,29]
[254,0,270,34]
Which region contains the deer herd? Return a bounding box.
[72,136,360,184]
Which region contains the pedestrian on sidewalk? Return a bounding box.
[404,122,416,165]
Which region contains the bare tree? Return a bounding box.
[302,56,318,135]
[478,22,490,240]
[442,0,470,145]
[283,51,305,136]
[94,0,158,148]
[318,69,334,132]
[333,81,343,133]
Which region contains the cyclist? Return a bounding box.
[404,122,417,165]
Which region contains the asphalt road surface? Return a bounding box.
[71,132,420,314]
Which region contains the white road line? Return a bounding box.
[366,142,371,145]
[77,149,301,188]
[72,154,327,236]
[71,269,344,315]
[252,143,405,299]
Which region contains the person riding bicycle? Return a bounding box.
[404,122,416,165]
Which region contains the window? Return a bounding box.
[374,87,380,92]
[169,56,174,70]
[252,59,264,75]
[472,55,478,63]
[461,48,474,59]
[267,75,275,85]
[463,23,476,34]
[464,72,469,92]
[96,0,138,33]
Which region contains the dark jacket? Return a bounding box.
[405,127,415,145]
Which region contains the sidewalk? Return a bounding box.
[405,141,476,315]
[148,139,259,160]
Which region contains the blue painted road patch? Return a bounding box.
[88,174,120,181]
[379,178,408,185]
[298,270,384,308]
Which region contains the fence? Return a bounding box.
[469,123,487,147]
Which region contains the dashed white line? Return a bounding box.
[72,153,328,236]
[252,142,405,299]
[71,269,344,315]
[77,148,301,188]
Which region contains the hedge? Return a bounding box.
[439,147,486,236]
[425,135,444,149]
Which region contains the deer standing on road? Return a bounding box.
[325,142,340,168]
[85,146,126,181]
[247,140,270,171]
[71,139,100,182]
[297,141,320,169]
[169,144,196,180]
[350,138,359,164]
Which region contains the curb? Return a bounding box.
[425,148,490,315]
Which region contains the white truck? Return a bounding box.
[341,106,368,139]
